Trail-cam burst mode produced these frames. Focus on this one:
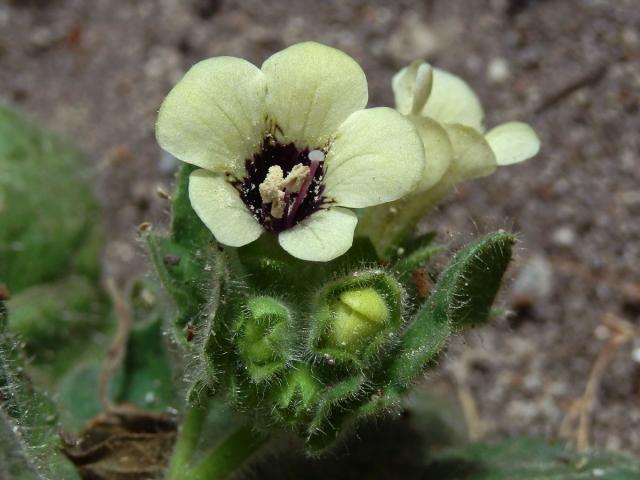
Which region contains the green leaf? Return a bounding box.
[432,230,515,329]
[0,103,102,293]
[237,234,319,297]
[55,282,178,430]
[55,361,103,431]
[114,311,176,410]
[0,300,6,332]
[6,275,110,381]
[145,233,218,333]
[54,326,174,432]
[238,236,379,299]
[145,166,223,336]
[386,231,514,390]
[383,304,450,392]
[0,413,41,480]
[0,327,80,479]
[304,373,367,453]
[424,437,640,479]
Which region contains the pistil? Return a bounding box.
[286,150,324,228]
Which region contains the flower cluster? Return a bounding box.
[157,42,539,262]
[147,42,535,457]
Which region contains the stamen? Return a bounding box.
[259,165,287,219]
[259,165,285,204]
[282,163,310,193]
[270,191,286,219]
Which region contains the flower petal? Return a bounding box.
[278,207,357,262]
[409,115,453,193]
[485,121,541,166]
[442,124,496,183]
[323,107,425,208]
[262,42,368,149]
[394,64,485,132]
[425,68,485,131]
[156,57,266,176]
[392,60,428,116]
[189,169,263,247]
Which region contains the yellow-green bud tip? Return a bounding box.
[326,288,389,350]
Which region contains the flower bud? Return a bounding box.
[325,288,388,350]
[236,296,292,382]
[310,271,402,367]
[273,364,321,425]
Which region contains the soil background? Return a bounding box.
[1,0,639,457]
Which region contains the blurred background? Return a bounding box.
[1,0,638,454]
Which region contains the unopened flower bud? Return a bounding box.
[310,271,402,366]
[273,364,321,425]
[326,288,389,350]
[236,296,292,382]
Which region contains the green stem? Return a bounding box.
[190,425,269,480]
[167,403,269,480]
[166,406,209,479]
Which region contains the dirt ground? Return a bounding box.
[2,0,639,456]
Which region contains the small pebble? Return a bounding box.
[594,325,610,341]
[159,151,180,174]
[487,57,510,83]
[552,226,576,247]
[512,254,553,306]
[386,15,439,64]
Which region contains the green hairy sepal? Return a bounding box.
[145,164,516,453]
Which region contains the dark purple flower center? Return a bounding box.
[233,138,326,234]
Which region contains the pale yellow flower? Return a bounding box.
[358,61,541,256]
[393,60,541,191]
[156,42,425,261]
